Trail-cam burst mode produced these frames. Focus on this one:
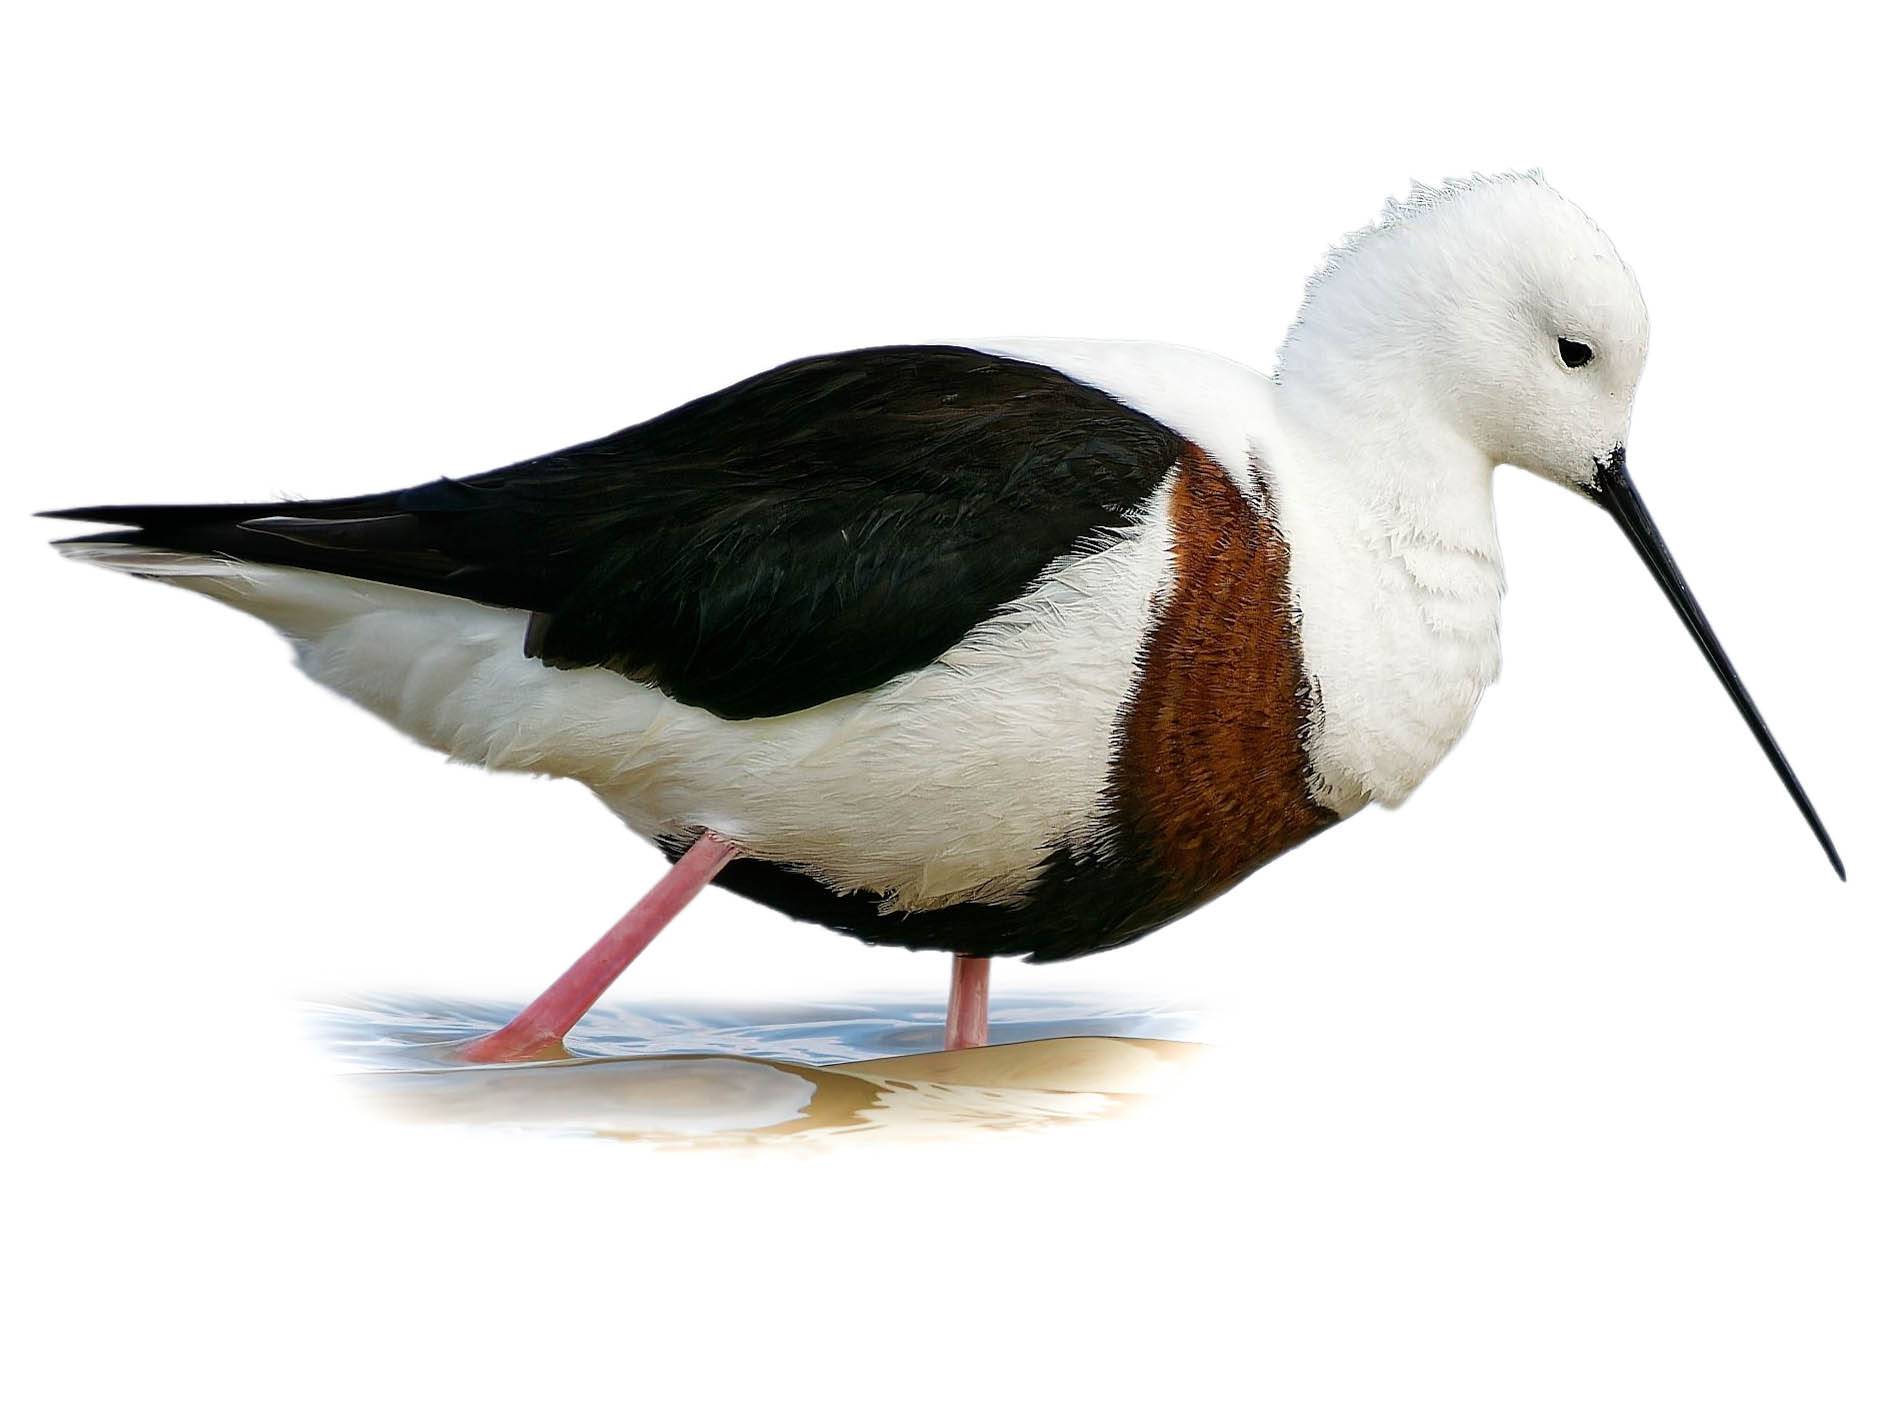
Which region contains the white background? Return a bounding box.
[5,4,1883,1413]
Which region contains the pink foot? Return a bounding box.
[945,954,990,1050]
[457,831,740,1064]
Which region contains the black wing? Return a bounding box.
[47,346,1182,719]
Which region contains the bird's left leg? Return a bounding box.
[457,831,740,1064]
[944,954,991,1050]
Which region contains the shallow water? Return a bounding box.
[310,993,1208,1145]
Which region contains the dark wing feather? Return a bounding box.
[46,346,1182,719]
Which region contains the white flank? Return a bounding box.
[63,488,1174,911]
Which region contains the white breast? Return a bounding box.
[1274,495,1506,814]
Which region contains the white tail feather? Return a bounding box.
[57,542,248,578]
[56,540,476,642]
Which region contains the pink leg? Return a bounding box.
[945,954,990,1051]
[457,832,740,1064]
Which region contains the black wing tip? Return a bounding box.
[37,501,277,530]
[38,505,136,524]
[39,506,169,551]
[48,528,149,549]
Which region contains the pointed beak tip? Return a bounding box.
[1594,456,1844,891]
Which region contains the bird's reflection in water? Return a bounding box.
[311,994,1206,1145]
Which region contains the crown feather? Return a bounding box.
[1278,169,1550,373]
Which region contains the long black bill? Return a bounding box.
[1588,450,1844,880]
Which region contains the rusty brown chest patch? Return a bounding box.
[1107,444,1333,908]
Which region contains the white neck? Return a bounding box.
[1270,339,1508,815]
[1275,324,1502,560]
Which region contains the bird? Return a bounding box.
[44,172,1843,1065]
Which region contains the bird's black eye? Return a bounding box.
[1557,337,1594,369]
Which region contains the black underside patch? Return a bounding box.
[674,839,1200,963]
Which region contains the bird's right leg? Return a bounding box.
[456,830,740,1064]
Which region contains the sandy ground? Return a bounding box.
[351,1035,1206,1145]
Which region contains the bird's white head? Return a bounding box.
[1280,171,1649,493]
[1280,173,1841,879]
